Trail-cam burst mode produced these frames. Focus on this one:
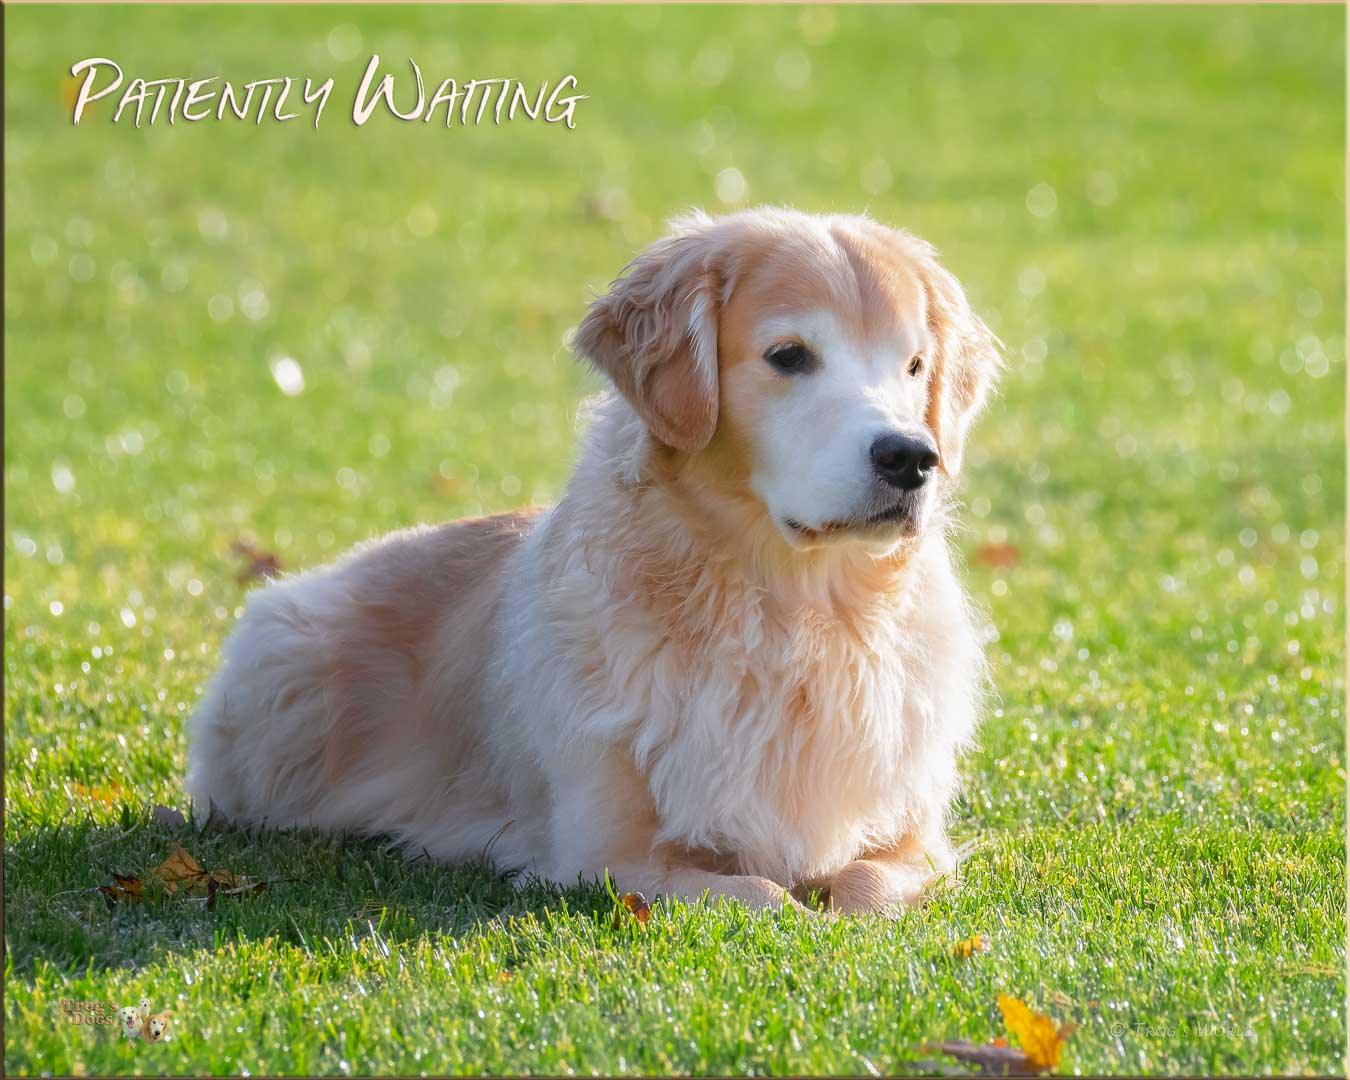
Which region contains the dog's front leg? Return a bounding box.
[622,861,810,913]
[543,746,807,913]
[827,829,956,915]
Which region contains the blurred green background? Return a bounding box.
[4,4,1345,1076]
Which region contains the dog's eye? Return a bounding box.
[907,354,923,376]
[764,342,818,375]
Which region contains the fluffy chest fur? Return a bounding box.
[497,460,981,887]
[631,589,961,885]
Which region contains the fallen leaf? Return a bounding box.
[433,472,465,497]
[155,846,266,899]
[151,846,211,895]
[71,782,123,807]
[931,1039,1038,1076]
[975,542,1021,569]
[206,875,267,910]
[151,804,188,829]
[97,873,143,909]
[231,540,283,584]
[581,186,629,222]
[61,76,89,117]
[100,846,266,909]
[952,933,989,959]
[612,891,651,927]
[998,994,1076,1071]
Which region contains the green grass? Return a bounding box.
[4,4,1345,1075]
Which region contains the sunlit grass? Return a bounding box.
[4,3,1346,1075]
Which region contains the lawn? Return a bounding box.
[3,4,1345,1075]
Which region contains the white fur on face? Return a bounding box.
[729,309,934,551]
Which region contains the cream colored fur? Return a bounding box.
[185,207,1000,915]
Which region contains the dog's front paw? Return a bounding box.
[828,860,900,915]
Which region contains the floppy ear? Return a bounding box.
[919,257,1002,477]
[572,215,721,453]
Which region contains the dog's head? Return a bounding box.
[573,207,1000,553]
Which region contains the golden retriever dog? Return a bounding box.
[186,206,1001,915]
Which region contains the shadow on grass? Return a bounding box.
[3,806,615,976]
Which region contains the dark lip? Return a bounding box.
[786,502,912,537]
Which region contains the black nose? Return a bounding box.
[870,432,939,491]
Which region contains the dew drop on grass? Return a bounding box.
[51,463,75,494]
[715,167,747,205]
[208,294,235,321]
[270,356,305,397]
[198,207,228,241]
[1026,182,1058,218]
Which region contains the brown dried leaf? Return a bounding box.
[151,845,211,895]
[100,848,266,910]
[976,542,1021,569]
[232,540,283,584]
[931,1039,1038,1076]
[97,873,143,909]
[205,875,266,910]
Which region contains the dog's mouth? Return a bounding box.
[785,501,916,542]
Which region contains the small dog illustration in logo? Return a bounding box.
[117,1006,141,1039]
[118,997,171,1043]
[141,1012,171,1043]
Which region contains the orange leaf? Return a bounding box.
[999,994,1073,1071]
[614,891,651,927]
[976,542,1021,569]
[71,782,123,807]
[951,933,988,959]
[60,76,88,117]
[98,873,143,908]
[101,848,266,910]
[151,846,211,896]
